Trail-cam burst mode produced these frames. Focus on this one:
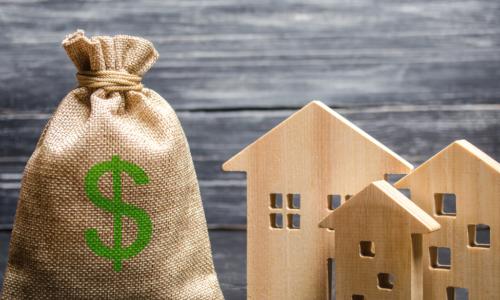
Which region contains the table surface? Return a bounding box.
[1,0,499,299]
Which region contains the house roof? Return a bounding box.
[319,180,441,234]
[395,140,500,188]
[222,100,413,172]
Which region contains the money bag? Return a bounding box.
[1,30,224,299]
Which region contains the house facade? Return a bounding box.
[319,181,440,300]
[223,101,412,299]
[395,140,500,299]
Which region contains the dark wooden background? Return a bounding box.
[0,0,499,299]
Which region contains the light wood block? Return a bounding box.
[395,140,500,300]
[320,180,440,300]
[222,101,412,300]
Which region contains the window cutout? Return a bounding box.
[345,194,352,201]
[468,224,490,248]
[287,214,300,229]
[328,194,341,210]
[377,273,395,290]
[287,193,300,209]
[327,258,335,300]
[384,173,406,185]
[352,295,365,300]
[270,213,283,229]
[435,193,456,216]
[359,241,375,257]
[430,246,451,269]
[270,193,283,208]
[447,286,468,300]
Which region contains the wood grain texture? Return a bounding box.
[223,102,413,300]
[320,180,440,300]
[1,0,500,111]
[395,140,500,299]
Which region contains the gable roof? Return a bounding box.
[395,139,500,188]
[223,100,413,172]
[319,180,440,234]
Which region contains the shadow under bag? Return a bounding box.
[1,30,223,299]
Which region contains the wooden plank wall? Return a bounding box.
[0,1,499,299]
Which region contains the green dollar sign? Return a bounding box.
[84,155,153,272]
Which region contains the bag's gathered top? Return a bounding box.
[63,29,157,93]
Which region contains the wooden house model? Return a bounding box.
[222,101,413,299]
[319,180,440,300]
[395,140,500,299]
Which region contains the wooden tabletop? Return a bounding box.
[1,0,499,299]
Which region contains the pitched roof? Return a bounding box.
[319,180,440,234]
[395,140,500,188]
[223,100,413,171]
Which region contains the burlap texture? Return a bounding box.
[1,31,224,300]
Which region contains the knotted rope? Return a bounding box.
[76,70,143,92]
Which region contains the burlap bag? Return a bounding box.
[1,30,224,300]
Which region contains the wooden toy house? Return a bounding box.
[222,101,413,299]
[395,140,500,299]
[319,180,440,300]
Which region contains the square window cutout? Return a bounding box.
[287,193,300,209]
[270,213,283,229]
[435,193,456,216]
[352,295,365,300]
[359,241,375,257]
[270,193,283,208]
[447,287,468,300]
[328,194,341,210]
[287,214,300,229]
[430,247,451,269]
[377,273,395,290]
[468,224,490,248]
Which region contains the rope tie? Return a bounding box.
[76,70,143,92]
